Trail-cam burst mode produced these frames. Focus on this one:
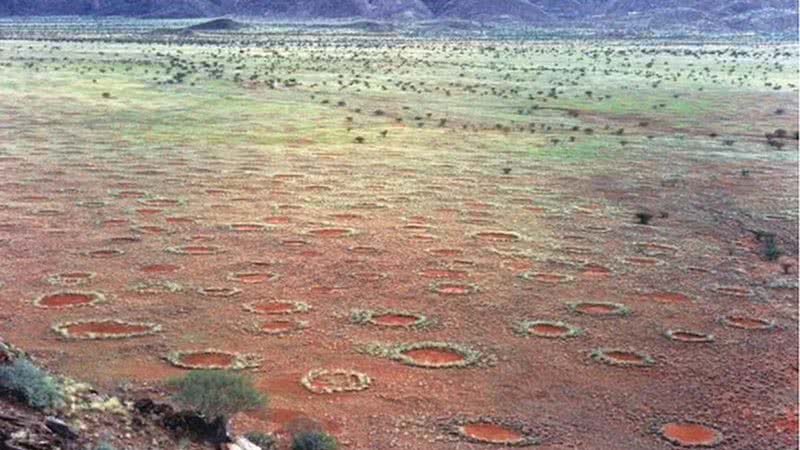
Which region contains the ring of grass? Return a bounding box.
[252,318,308,336]
[360,341,484,369]
[665,329,715,343]
[300,369,371,394]
[45,272,96,287]
[448,416,539,447]
[719,315,775,330]
[590,348,655,367]
[519,272,575,284]
[220,223,273,233]
[428,281,479,295]
[227,271,280,283]
[513,320,582,339]
[33,291,107,309]
[305,227,358,238]
[567,301,629,317]
[52,319,161,340]
[128,280,184,294]
[166,245,225,255]
[350,309,434,330]
[163,349,262,370]
[243,300,310,315]
[197,286,241,297]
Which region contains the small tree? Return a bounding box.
[169,370,266,423]
[292,431,338,450]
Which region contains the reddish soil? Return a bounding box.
[37,293,96,307]
[573,302,622,315]
[401,348,464,365]
[140,264,181,274]
[461,422,523,444]
[248,302,298,315]
[371,313,418,327]
[529,323,570,336]
[660,422,722,446]
[178,352,234,368]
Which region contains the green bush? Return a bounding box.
[169,370,266,421]
[93,442,116,450]
[292,431,338,450]
[0,358,62,409]
[244,432,276,449]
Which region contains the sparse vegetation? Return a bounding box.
[244,432,277,449]
[168,370,266,422]
[0,358,63,409]
[292,431,338,450]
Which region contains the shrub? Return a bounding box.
[292,431,338,450]
[634,212,653,225]
[0,358,63,409]
[244,432,277,449]
[169,370,266,421]
[94,442,116,450]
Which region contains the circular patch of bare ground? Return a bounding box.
[640,291,693,304]
[263,216,292,224]
[256,318,307,336]
[306,227,357,238]
[76,200,107,209]
[164,349,262,370]
[129,280,183,295]
[140,264,181,274]
[31,208,62,216]
[227,272,279,284]
[350,309,433,329]
[280,239,310,248]
[407,233,438,242]
[347,245,382,255]
[34,291,106,309]
[197,286,241,297]
[52,319,160,340]
[223,223,272,232]
[720,315,775,331]
[110,189,147,199]
[426,248,465,258]
[621,256,665,267]
[349,272,388,282]
[360,342,486,369]
[429,281,478,296]
[583,225,612,233]
[519,272,574,284]
[659,422,723,447]
[131,225,173,235]
[165,216,196,226]
[419,268,469,279]
[581,263,613,277]
[135,208,162,216]
[137,198,183,208]
[106,236,142,245]
[100,218,129,227]
[46,272,96,287]
[166,245,225,255]
[470,231,522,242]
[569,301,629,317]
[301,369,371,394]
[665,330,715,343]
[244,301,310,315]
[449,417,538,446]
[712,286,753,297]
[185,234,216,242]
[590,349,654,367]
[399,223,434,232]
[634,241,680,257]
[513,320,581,339]
[85,249,125,258]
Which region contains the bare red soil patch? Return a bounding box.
[228,272,279,284]
[87,249,125,258]
[307,227,356,238]
[570,302,628,316]
[35,291,105,308]
[140,264,181,274]
[52,319,160,339]
[430,281,477,295]
[666,330,714,343]
[461,422,524,445]
[245,301,309,315]
[722,315,775,330]
[520,272,574,284]
[167,245,224,255]
[419,268,469,279]
[660,422,723,447]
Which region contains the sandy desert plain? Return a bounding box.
[0,18,798,450]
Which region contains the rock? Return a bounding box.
[226,437,262,450]
[45,417,79,440]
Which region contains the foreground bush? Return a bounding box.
[292,431,338,450]
[169,370,266,421]
[0,358,63,409]
[244,431,277,449]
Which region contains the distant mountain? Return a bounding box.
[0,0,796,32]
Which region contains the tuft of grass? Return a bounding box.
[0,358,63,409]
[244,432,277,449]
[168,370,266,421]
[292,431,338,450]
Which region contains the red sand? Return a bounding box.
[462,422,523,443]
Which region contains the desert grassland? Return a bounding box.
[0,19,798,449]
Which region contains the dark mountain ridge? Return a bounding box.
[0,0,796,32]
